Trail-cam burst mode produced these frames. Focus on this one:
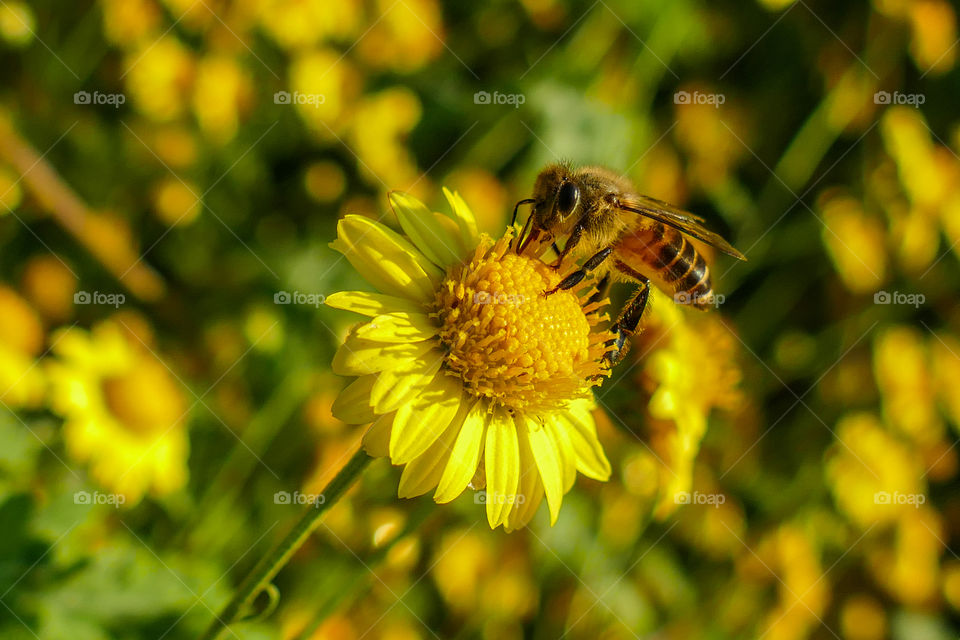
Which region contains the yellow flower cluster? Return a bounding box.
[96,0,447,225]
[822,107,960,287]
[634,290,743,517]
[826,323,960,607]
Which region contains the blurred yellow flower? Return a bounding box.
[873,326,944,445]
[289,48,361,133]
[356,0,444,72]
[20,254,78,323]
[870,504,943,605]
[840,594,887,640]
[818,190,887,293]
[826,412,925,528]
[761,525,829,640]
[0,1,34,47]
[907,0,957,74]
[674,88,749,189]
[46,320,189,504]
[328,191,613,530]
[152,177,202,226]
[256,0,362,50]
[350,88,424,195]
[304,160,347,204]
[192,56,252,143]
[930,333,960,430]
[638,293,742,516]
[125,35,194,122]
[0,286,45,409]
[881,107,946,209]
[99,0,161,48]
[432,528,536,620]
[0,165,23,213]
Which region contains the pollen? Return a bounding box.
[432,233,614,413]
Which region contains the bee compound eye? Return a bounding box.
[557,181,579,217]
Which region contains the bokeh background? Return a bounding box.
[1,0,959,638]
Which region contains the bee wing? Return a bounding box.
[618,194,747,261]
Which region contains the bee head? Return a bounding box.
[531,163,581,234]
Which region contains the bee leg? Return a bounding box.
[586,273,610,307]
[550,222,586,269]
[604,275,650,366]
[544,247,613,297]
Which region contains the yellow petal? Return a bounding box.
[389,375,462,465]
[354,312,438,343]
[443,187,479,253]
[433,211,468,256]
[526,418,564,525]
[505,423,545,531]
[397,401,471,498]
[332,331,435,375]
[562,400,611,481]
[370,353,443,413]
[331,375,378,424]
[389,191,462,268]
[325,291,425,317]
[434,399,486,503]
[546,415,577,492]
[329,215,441,303]
[363,412,394,458]
[484,409,520,529]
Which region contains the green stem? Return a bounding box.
[199,448,373,640]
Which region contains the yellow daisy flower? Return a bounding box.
[327,190,614,530]
[46,319,189,504]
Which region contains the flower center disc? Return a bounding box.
[101,359,186,435]
[433,236,609,413]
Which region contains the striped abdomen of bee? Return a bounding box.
[619,224,713,309]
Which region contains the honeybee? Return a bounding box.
[513,163,746,365]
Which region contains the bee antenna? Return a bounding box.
[511,198,535,227]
